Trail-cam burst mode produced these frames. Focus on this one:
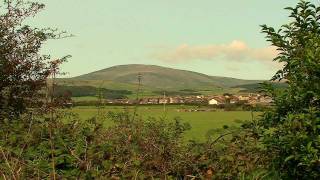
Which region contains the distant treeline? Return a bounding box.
[152,89,201,96]
[234,82,288,93]
[55,85,132,99]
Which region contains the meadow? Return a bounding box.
[71,105,260,141]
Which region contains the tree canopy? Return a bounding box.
[0,0,68,120]
[259,1,320,178]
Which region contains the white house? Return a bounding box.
[208,99,218,105]
[159,98,169,104]
[208,98,224,105]
[238,95,250,101]
[196,95,204,99]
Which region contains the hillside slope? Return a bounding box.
[72,64,263,90]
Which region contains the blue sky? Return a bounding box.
[31,0,319,80]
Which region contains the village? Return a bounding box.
[105,93,273,106]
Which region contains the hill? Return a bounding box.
[233,82,288,93]
[69,64,263,91]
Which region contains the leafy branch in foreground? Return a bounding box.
[1,0,320,179]
[0,0,70,120]
[259,0,320,178]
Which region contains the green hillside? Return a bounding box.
[69,64,263,91]
[233,82,288,93]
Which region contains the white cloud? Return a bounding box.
[151,40,281,67]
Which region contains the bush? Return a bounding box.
[258,1,320,178]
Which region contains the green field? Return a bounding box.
[71,105,260,141]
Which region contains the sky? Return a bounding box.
[29,0,319,80]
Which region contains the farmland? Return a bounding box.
[71,105,260,141]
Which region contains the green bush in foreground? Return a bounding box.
[1,0,320,179]
[259,0,320,178]
[0,109,270,179]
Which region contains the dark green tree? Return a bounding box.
[260,0,320,178]
[0,0,68,120]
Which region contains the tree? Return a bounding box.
[0,0,68,120]
[260,0,320,178]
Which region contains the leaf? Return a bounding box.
[284,7,294,11]
[307,141,313,152]
[284,155,295,162]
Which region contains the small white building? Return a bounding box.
[239,95,250,101]
[159,98,169,104]
[208,99,218,105]
[196,95,204,99]
[208,98,224,105]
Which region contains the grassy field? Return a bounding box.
[71,105,261,141]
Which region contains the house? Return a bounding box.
[169,97,184,104]
[208,97,225,105]
[247,99,258,105]
[159,98,169,104]
[184,96,205,104]
[113,99,130,104]
[238,95,250,101]
[140,98,149,105]
[229,96,239,104]
[196,95,204,99]
[208,99,219,105]
[128,99,138,104]
[258,96,273,104]
[148,98,159,104]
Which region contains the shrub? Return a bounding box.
[258,1,320,178]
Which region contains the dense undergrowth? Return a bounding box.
[0,109,271,179]
[1,0,320,179]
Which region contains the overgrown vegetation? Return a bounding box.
[258,1,320,178]
[0,0,319,179]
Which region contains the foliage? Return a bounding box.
[0,0,69,120]
[99,112,192,178]
[259,0,320,178]
[0,111,93,179]
[0,108,269,179]
[3,0,320,179]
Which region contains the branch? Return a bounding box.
[0,146,17,180]
[210,132,234,147]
